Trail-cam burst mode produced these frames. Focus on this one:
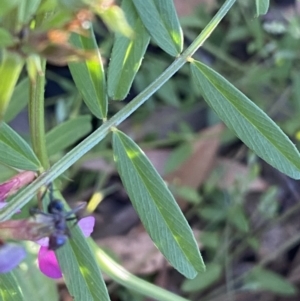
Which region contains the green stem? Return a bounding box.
[28,58,49,169]
[91,241,190,301]
[0,0,236,221]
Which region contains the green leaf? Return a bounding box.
[258,186,279,219]
[4,78,29,123]
[0,0,18,17]
[245,267,297,296]
[255,0,269,16]
[200,231,220,249]
[39,9,72,31]
[0,51,24,121]
[132,0,183,56]
[107,0,150,100]
[57,225,110,301]
[190,60,300,179]
[0,272,24,301]
[174,186,202,204]
[182,263,222,292]
[69,27,107,119]
[228,205,249,232]
[112,130,205,278]
[0,123,40,170]
[36,0,58,14]
[199,205,226,223]
[59,0,90,10]
[46,115,92,156]
[96,5,132,38]
[0,28,15,48]
[18,0,41,25]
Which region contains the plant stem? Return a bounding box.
[92,241,191,301]
[28,58,49,170]
[0,0,237,221]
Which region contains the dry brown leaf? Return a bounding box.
[143,124,223,208]
[144,149,170,175]
[97,228,201,275]
[80,157,114,173]
[97,228,165,275]
[174,0,217,16]
[215,158,268,192]
[165,123,224,190]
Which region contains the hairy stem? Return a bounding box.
[28,58,49,170]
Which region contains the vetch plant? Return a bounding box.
[0,0,297,300]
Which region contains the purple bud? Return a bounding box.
[0,171,36,202]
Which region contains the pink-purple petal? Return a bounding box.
[0,243,26,273]
[37,216,95,278]
[38,246,62,278]
[36,237,49,247]
[78,216,95,237]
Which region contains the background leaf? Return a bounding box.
[4,78,29,123]
[18,0,41,25]
[132,0,183,56]
[0,0,18,17]
[245,267,297,296]
[69,27,107,119]
[107,0,150,100]
[0,272,24,301]
[182,263,222,292]
[0,52,24,121]
[134,57,180,106]
[190,60,300,179]
[112,130,205,279]
[46,115,92,156]
[255,0,269,16]
[96,4,132,38]
[0,28,15,48]
[0,123,40,170]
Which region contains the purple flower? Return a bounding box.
[0,243,26,273]
[37,216,95,278]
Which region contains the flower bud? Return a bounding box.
[0,171,36,202]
